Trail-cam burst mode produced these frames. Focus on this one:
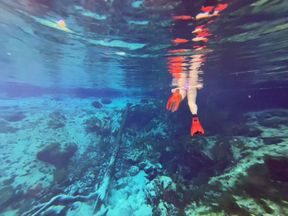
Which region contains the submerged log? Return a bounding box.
[23,105,130,216]
[93,105,129,212]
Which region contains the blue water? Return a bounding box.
[1,0,288,215]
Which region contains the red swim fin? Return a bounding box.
[215,3,228,12]
[173,38,189,44]
[173,15,193,21]
[201,6,214,13]
[191,115,204,136]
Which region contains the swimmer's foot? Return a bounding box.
[191,114,204,136]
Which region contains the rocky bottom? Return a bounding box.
[0,97,288,216]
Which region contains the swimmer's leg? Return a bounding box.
[187,88,204,136]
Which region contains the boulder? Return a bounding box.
[37,143,77,168]
[92,101,102,109]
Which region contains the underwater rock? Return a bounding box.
[53,168,69,184]
[259,116,288,128]
[146,175,179,209]
[37,143,77,168]
[48,111,66,129]
[265,157,288,183]
[211,138,233,173]
[162,148,214,181]
[262,137,283,145]
[84,117,102,133]
[92,101,103,109]
[2,112,26,122]
[158,176,176,191]
[184,202,215,216]
[101,98,112,104]
[0,186,14,208]
[146,175,176,198]
[156,201,168,216]
[140,98,149,104]
[228,160,288,215]
[124,149,143,164]
[2,177,14,185]
[0,120,19,133]
[126,104,157,130]
[106,171,152,216]
[140,160,162,180]
[232,124,262,137]
[128,166,140,176]
[156,201,178,216]
[27,183,44,198]
[203,140,288,215]
[246,128,262,137]
[42,205,66,215]
[49,111,66,121]
[84,116,111,135]
[67,202,94,215]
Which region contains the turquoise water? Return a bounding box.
[1,0,288,215]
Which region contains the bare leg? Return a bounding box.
[187,88,198,115]
[187,54,204,135]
